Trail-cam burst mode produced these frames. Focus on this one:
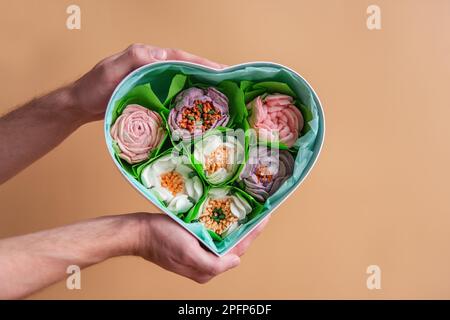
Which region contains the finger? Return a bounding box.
[110,44,166,77]
[166,48,227,69]
[168,244,238,283]
[164,261,213,284]
[191,247,241,277]
[229,215,271,257]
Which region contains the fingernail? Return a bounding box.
[151,49,167,60]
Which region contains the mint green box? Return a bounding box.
[104,61,325,256]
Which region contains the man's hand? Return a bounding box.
[0,44,225,184]
[0,45,269,299]
[137,214,269,284]
[72,44,226,123]
[0,213,269,299]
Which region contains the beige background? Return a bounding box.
[0,0,449,299]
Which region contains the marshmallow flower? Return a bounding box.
[196,187,252,237]
[247,94,304,148]
[169,87,229,139]
[141,154,203,214]
[111,104,166,164]
[193,133,244,186]
[240,147,295,202]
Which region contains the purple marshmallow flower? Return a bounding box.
[239,146,295,202]
[168,87,229,140]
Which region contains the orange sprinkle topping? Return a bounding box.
[205,146,229,175]
[179,100,222,133]
[200,198,238,235]
[160,171,184,195]
[255,165,273,184]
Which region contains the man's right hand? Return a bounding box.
[136,213,269,284]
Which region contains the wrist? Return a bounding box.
[57,214,146,266]
[131,212,155,258]
[59,85,92,127]
[38,85,91,129]
[91,214,146,262]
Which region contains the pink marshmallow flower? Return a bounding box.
[247,94,304,148]
[110,104,166,164]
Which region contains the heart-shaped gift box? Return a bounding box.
[104,61,325,256]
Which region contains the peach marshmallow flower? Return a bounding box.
[110,104,165,164]
[247,94,304,148]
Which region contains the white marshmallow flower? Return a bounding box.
[195,187,252,237]
[141,154,203,214]
[193,133,245,186]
